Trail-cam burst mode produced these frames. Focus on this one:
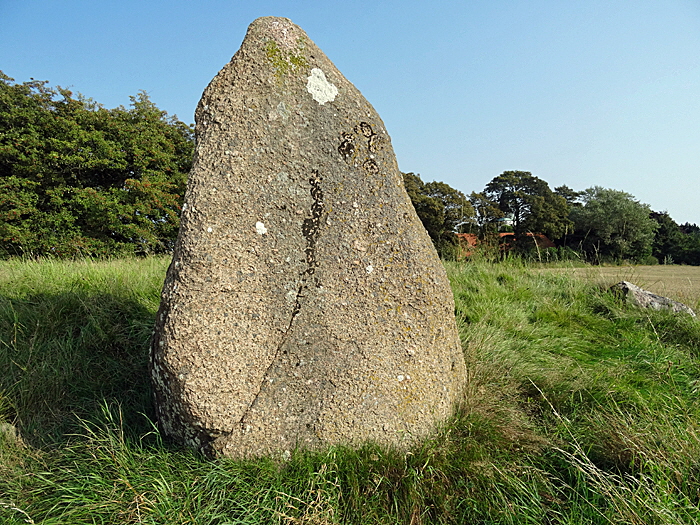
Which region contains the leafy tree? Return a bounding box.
[0,72,194,257]
[650,212,687,264]
[402,172,474,256]
[681,232,700,265]
[570,186,658,263]
[680,222,700,235]
[674,222,700,265]
[468,191,503,234]
[484,171,571,240]
[554,185,582,208]
[403,172,443,241]
[423,180,474,233]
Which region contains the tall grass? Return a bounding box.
[0,257,165,445]
[1,257,699,523]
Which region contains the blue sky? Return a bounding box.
[2,0,699,224]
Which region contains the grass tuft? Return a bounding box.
[1,257,699,523]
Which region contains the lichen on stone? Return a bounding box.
[265,38,309,80]
[306,68,338,105]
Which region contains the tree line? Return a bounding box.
[404,171,700,265]
[0,72,193,257]
[1,73,698,264]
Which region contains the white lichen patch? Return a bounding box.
[306,68,338,105]
[256,221,268,235]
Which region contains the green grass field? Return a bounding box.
[1,257,699,524]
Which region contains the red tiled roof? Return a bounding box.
[455,232,555,258]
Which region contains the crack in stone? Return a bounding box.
[238,170,324,430]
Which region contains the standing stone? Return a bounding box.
[150,16,466,458]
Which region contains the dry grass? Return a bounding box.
[543,265,700,309]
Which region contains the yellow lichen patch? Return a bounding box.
[265,38,309,81]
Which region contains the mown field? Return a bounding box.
[1,257,700,524]
[545,265,700,308]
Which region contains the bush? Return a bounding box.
[0,73,194,258]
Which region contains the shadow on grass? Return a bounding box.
[0,289,157,447]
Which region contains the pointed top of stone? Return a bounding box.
[248,16,304,47]
[150,17,466,459]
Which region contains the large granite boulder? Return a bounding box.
[611,281,696,317]
[150,16,466,458]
